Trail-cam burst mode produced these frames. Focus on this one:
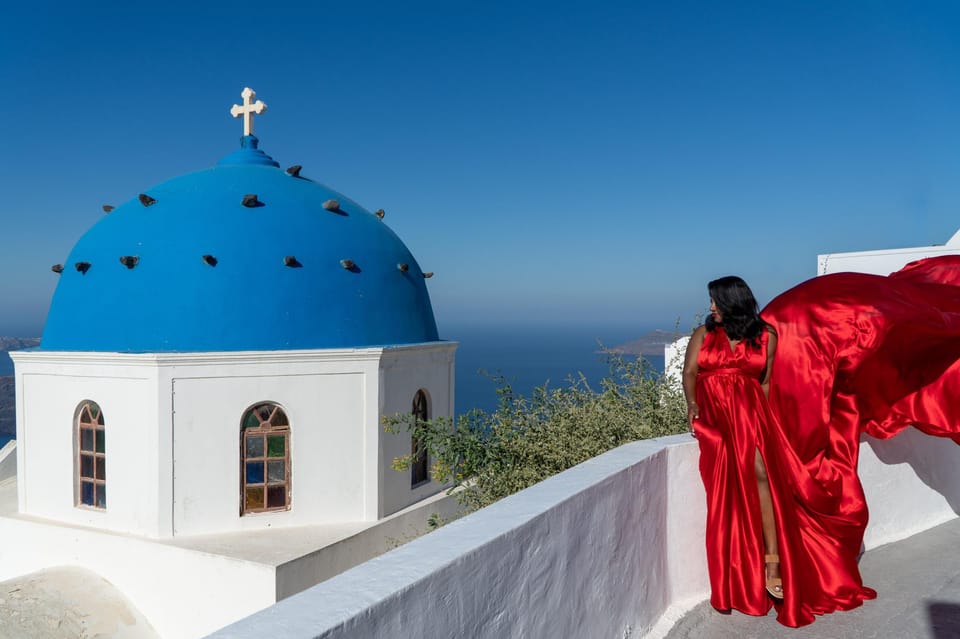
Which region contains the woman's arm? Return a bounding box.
[683,326,707,428]
[760,327,778,399]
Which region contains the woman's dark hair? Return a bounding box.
[705,276,767,347]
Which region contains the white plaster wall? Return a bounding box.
[0,516,275,639]
[817,228,960,276]
[208,433,959,639]
[208,436,704,639]
[860,429,960,548]
[378,343,456,517]
[171,371,368,535]
[274,489,465,600]
[660,442,711,625]
[11,346,458,539]
[11,354,163,537]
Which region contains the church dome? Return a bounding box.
[42,94,439,352]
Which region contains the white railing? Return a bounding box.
[207,430,960,639]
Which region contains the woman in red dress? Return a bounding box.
[682,276,788,618]
[682,256,960,627]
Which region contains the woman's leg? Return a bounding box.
[755,449,782,594]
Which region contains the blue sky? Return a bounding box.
[2,1,960,337]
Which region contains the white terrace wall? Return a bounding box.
[817,228,960,276]
[207,432,960,639]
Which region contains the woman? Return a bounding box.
[682,276,788,620]
[685,256,960,627]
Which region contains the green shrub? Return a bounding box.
[384,350,688,513]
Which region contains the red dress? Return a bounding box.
[696,255,960,627]
[694,326,790,619]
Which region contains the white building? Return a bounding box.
[818,228,960,275]
[1,88,458,638]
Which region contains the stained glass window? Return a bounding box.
[240,402,291,514]
[76,401,106,509]
[411,390,429,487]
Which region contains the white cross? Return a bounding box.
[230,87,268,136]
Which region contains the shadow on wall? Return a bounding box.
[865,428,960,515]
[927,601,960,639]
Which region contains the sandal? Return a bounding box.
[765,553,784,599]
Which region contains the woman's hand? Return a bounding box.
[687,401,699,430]
[682,326,706,439]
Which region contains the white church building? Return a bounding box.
[0,89,458,638]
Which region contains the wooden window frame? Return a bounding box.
[411,390,430,487]
[240,402,292,515]
[76,400,106,510]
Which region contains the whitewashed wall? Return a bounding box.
[207,432,960,639]
[208,436,709,639]
[379,343,455,517]
[12,344,456,538]
[11,354,163,536]
[860,429,960,547]
[171,368,371,535]
[818,228,960,275]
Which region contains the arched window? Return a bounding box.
[411,390,429,487]
[241,403,291,514]
[76,401,105,509]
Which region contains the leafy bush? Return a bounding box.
[384,351,688,513]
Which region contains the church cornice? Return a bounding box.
[9,342,456,368]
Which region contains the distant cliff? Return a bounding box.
[606,330,683,356]
[0,338,40,437]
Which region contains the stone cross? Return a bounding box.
[230,87,268,137]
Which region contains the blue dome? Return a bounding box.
[41,137,439,352]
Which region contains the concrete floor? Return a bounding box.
[664,517,960,639]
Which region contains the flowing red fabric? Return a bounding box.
[694,255,960,627]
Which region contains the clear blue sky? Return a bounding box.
[3,0,960,337]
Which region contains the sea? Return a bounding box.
[446,324,666,415]
[0,353,13,448]
[0,355,12,377]
[0,324,667,445]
